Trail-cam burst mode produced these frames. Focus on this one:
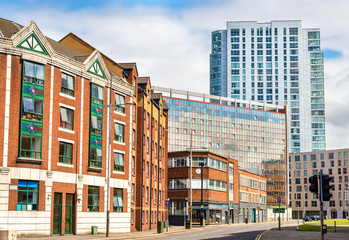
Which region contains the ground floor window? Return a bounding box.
[113,188,123,212]
[209,210,222,224]
[17,180,38,211]
[88,186,99,212]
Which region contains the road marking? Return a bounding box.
[255,229,268,240]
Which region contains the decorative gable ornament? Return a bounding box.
[17,33,48,55]
[88,59,106,78]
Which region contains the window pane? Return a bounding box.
[60,108,68,122]
[21,135,31,150]
[35,64,45,80]
[34,99,43,114]
[23,97,33,112]
[24,61,35,78]
[67,75,74,89]
[66,144,72,157]
[59,142,65,156]
[91,115,97,129]
[32,136,41,151]
[97,87,103,100]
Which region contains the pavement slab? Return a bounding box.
[263,226,349,240]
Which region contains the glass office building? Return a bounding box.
[153,86,287,205]
[210,20,326,153]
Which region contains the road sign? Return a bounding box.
[189,206,193,212]
[166,200,169,206]
[273,208,285,213]
[277,197,281,203]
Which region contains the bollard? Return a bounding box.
[334,221,336,233]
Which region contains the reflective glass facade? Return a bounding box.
[164,96,287,205]
[210,21,326,153]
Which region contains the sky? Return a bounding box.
[0,0,349,150]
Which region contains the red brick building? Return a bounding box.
[167,151,239,225]
[238,169,267,223]
[135,78,168,231]
[0,18,168,236]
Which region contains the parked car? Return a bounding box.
[303,216,311,222]
[311,215,320,221]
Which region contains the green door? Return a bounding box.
[65,194,74,234]
[252,209,256,222]
[53,193,62,235]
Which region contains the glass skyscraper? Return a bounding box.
[153,86,287,205]
[210,20,326,153]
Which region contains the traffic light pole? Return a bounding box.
[319,170,324,240]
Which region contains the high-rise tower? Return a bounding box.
[210,20,326,153]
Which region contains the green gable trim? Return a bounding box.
[87,59,106,78]
[17,33,48,55]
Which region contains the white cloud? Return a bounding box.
[1,0,349,150]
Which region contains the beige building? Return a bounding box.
[289,149,349,219]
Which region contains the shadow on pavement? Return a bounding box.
[198,230,264,240]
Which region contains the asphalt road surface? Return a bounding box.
[142,221,298,240]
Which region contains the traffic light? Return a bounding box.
[321,174,334,201]
[309,175,318,194]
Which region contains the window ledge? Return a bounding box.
[57,162,73,168]
[114,111,126,117]
[88,166,102,172]
[59,92,76,100]
[113,141,125,146]
[112,171,125,175]
[17,157,42,164]
[59,127,75,134]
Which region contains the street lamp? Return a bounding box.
[104,101,135,237]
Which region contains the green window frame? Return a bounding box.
[91,84,104,105]
[17,180,38,211]
[91,115,103,136]
[60,107,74,130]
[114,123,124,142]
[114,152,124,172]
[88,186,99,212]
[23,60,45,86]
[20,60,45,160]
[61,72,74,97]
[59,141,73,164]
[89,83,104,169]
[20,135,42,159]
[113,188,123,212]
[115,93,125,113]
[22,96,43,122]
[90,147,103,168]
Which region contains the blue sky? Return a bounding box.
[1,0,349,149]
[0,0,218,10]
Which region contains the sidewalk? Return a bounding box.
[263,226,349,240]
[18,225,201,240]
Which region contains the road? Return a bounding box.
[143,221,298,240]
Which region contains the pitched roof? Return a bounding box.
[0,18,23,38]
[119,62,136,69]
[46,37,88,63]
[138,76,150,84]
[0,18,88,63]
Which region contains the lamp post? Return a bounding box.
[104,101,135,237]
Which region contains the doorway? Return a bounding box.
[53,193,62,235]
[65,194,74,234]
[252,209,256,223]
